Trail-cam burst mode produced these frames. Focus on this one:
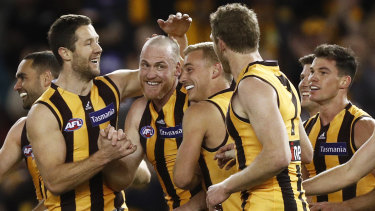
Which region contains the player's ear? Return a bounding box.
[174,61,181,77]
[212,62,222,79]
[339,75,351,89]
[58,47,72,62]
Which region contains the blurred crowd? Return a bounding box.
[0,0,374,210]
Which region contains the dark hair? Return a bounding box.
[23,50,60,78]
[298,54,315,66]
[314,44,357,84]
[48,14,91,65]
[210,3,260,53]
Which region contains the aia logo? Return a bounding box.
[23,145,34,158]
[140,126,154,138]
[64,118,83,132]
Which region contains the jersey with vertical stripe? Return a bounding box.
[139,83,202,210]
[226,61,308,211]
[21,123,44,201]
[35,76,128,211]
[199,88,242,211]
[304,103,375,202]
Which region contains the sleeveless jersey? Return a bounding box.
[226,61,308,211]
[20,123,44,201]
[139,83,202,210]
[304,103,375,202]
[199,88,242,211]
[35,76,127,211]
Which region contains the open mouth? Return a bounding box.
[19,92,27,98]
[147,81,160,86]
[91,58,99,64]
[185,85,194,90]
[310,85,319,91]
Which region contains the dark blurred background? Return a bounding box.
[1,0,375,210]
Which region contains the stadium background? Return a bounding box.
[0,0,375,210]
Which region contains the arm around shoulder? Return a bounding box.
[107,69,142,100]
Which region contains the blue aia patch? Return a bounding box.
[22,145,34,158]
[89,103,115,127]
[64,118,84,132]
[159,125,183,138]
[140,126,155,138]
[319,142,348,156]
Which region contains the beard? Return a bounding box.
[141,77,177,101]
[72,55,99,81]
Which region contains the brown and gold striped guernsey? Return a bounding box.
[304,103,375,202]
[20,124,44,201]
[35,76,127,211]
[139,83,202,210]
[199,88,242,211]
[226,61,308,211]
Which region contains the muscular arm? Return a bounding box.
[107,69,142,101]
[27,104,134,195]
[130,159,151,188]
[0,117,25,180]
[303,129,375,196]
[299,121,313,164]
[353,117,375,149]
[207,77,292,206]
[174,102,211,190]
[309,188,375,211]
[108,97,148,190]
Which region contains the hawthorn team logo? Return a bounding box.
[140,126,154,138]
[64,118,84,132]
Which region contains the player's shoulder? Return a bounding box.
[185,100,220,120]
[8,117,27,135]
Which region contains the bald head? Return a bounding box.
[142,35,180,63]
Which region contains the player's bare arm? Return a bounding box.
[107,69,142,100]
[130,159,151,188]
[299,121,313,164]
[0,117,25,179]
[353,117,375,149]
[113,97,149,187]
[174,102,212,190]
[207,77,291,207]
[100,125,137,191]
[27,103,135,195]
[303,129,375,196]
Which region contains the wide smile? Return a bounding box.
[146,81,161,86]
[19,92,27,98]
[185,84,195,91]
[90,58,99,64]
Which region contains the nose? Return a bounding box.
[308,72,317,84]
[93,42,102,54]
[13,79,22,91]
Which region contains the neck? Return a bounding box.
[54,65,94,96]
[307,107,320,117]
[208,79,231,97]
[318,93,350,126]
[152,80,178,112]
[228,50,262,82]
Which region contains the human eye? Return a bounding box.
[156,63,166,70]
